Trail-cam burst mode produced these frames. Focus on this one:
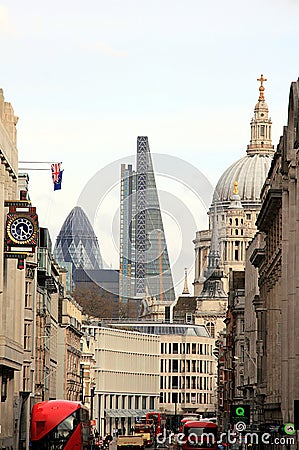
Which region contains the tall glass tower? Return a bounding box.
[54,206,103,285]
[119,137,175,309]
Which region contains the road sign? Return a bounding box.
[230,405,250,424]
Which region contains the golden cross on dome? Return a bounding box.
[257,74,267,101]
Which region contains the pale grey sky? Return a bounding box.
[1,0,298,292]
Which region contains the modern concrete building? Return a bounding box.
[82,323,160,436]
[108,322,216,418]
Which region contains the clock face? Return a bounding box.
[8,217,35,242]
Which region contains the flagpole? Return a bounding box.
[19,161,62,164]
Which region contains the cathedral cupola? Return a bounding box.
[247,74,275,156]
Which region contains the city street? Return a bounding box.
[108,439,171,450]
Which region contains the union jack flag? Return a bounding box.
[51,162,63,190]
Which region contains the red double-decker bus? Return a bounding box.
[30,400,91,449]
[179,416,200,433]
[145,412,166,435]
[180,420,218,450]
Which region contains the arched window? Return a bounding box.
[206,322,215,338]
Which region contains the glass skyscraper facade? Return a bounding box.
[119,137,175,308]
[54,206,103,284]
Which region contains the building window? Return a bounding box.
[173,343,178,354]
[186,313,193,324]
[240,319,245,333]
[186,360,190,372]
[24,323,31,351]
[172,360,178,373]
[150,396,155,409]
[234,241,240,261]
[135,396,140,409]
[172,376,178,389]
[206,322,215,338]
[240,345,245,362]
[128,396,132,409]
[23,365,31,392]
[142,396,147,409]
[246,213,251,220]
[172,392,178,403]
[25,281,32,308]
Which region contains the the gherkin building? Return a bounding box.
[54,206,103,283]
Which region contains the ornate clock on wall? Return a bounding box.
[5,191,39,268]
[7,216,36,244]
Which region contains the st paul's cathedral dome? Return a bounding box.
[213,74,275,210]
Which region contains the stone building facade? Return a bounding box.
[0,89,32,450]
[245,78,299,427]
[191,76,276,432]
[35,228,60,403]
[57,275,83,401]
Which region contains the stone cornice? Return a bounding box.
[256,188,282,232]
[250,247,265,268]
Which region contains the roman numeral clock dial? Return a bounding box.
[7,217,35,243]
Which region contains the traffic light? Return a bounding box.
[230,405,250,424]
